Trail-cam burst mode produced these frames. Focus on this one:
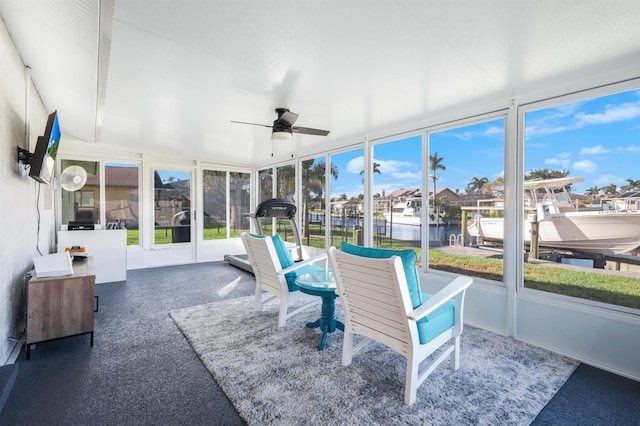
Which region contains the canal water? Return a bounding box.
[376,221,469,245]
[310,214,471,245]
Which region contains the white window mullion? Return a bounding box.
[504,97,520,337]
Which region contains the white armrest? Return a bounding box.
[279,253,328,275]
[407,276,473,321]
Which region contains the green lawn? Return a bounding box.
[428,248,640,310]
[124,227,250,244]
[126,229,139,245]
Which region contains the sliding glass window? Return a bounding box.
[301,156,335,250]
[329,148,364,248]
[276,163,295,200]
[428,118,505,284]
[258,167,274,204]
[60,159,101,227]
[105,163,139,245]
[274,163,296,243]
[153,170,191,245]
[371,136,423,261]
[202,170,227,240]
[522,87,640,311]
[229,172,251,238]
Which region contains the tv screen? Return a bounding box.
[29,110,60,184]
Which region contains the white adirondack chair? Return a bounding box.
[328,246,473,405]
[241,233,323,328]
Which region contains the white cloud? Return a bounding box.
[526,124,574,138]
[454,131,473,142]
[579,144,610,155]
[593,174,625,186]
[572,159,598,173]
[346,156,364,174]
[618,145,640,152]
[525,104,585,137]
[575,101,640,126]
[349,156,418,176]
[526,98,640,138]
[545,157,571,169]
[483,125,503,136]
[544,152,571,169]
[376,159,415,174]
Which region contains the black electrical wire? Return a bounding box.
[35,180,43,256]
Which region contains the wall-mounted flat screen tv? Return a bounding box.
[29,110,60,184]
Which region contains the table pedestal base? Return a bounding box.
[305,294,344,350]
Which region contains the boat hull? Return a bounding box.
[469,211,640,255]
[383,212,421,226]
[383,212,443,226]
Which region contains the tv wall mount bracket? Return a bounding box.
[17,146,33,167]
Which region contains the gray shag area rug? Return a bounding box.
[170,296,578,426]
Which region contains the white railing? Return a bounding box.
[448,233,464,246]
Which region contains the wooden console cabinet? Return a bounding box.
[26,258,96,360]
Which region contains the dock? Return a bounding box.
[436,245,640,278]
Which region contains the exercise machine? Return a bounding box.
[224,198,302,273]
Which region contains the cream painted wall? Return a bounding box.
[0,17,54,364]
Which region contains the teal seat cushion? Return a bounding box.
[271,234,294,268]
[270,234,302,291]
[416,293,455,344]
[340,242,423,309]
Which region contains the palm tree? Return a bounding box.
[487,176,505,198]
[600,183,618,196]
[301,160,338,238]
[466,177,489,194]
[276,164,296,199]
[620,178,640,192]
[429,153,446,203]
[360,162,381,183]
[585,186,600,200]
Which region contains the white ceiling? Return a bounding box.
[2,0,640,166]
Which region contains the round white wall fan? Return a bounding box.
[60,165,88,192]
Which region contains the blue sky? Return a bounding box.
[330,88,640,198]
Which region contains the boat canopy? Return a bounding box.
[524,177,584,191]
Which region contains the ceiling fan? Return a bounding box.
[231,108,330,140]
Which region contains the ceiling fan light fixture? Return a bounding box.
[231,108,328,140]
[271,129,292,141]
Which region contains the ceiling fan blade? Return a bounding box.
[292,126,330,136]
[230,120,272,128]
[275,110,298,127]
[232,109,329,137]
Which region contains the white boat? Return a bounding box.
[466,177,640,255]
[383,197,443,226]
